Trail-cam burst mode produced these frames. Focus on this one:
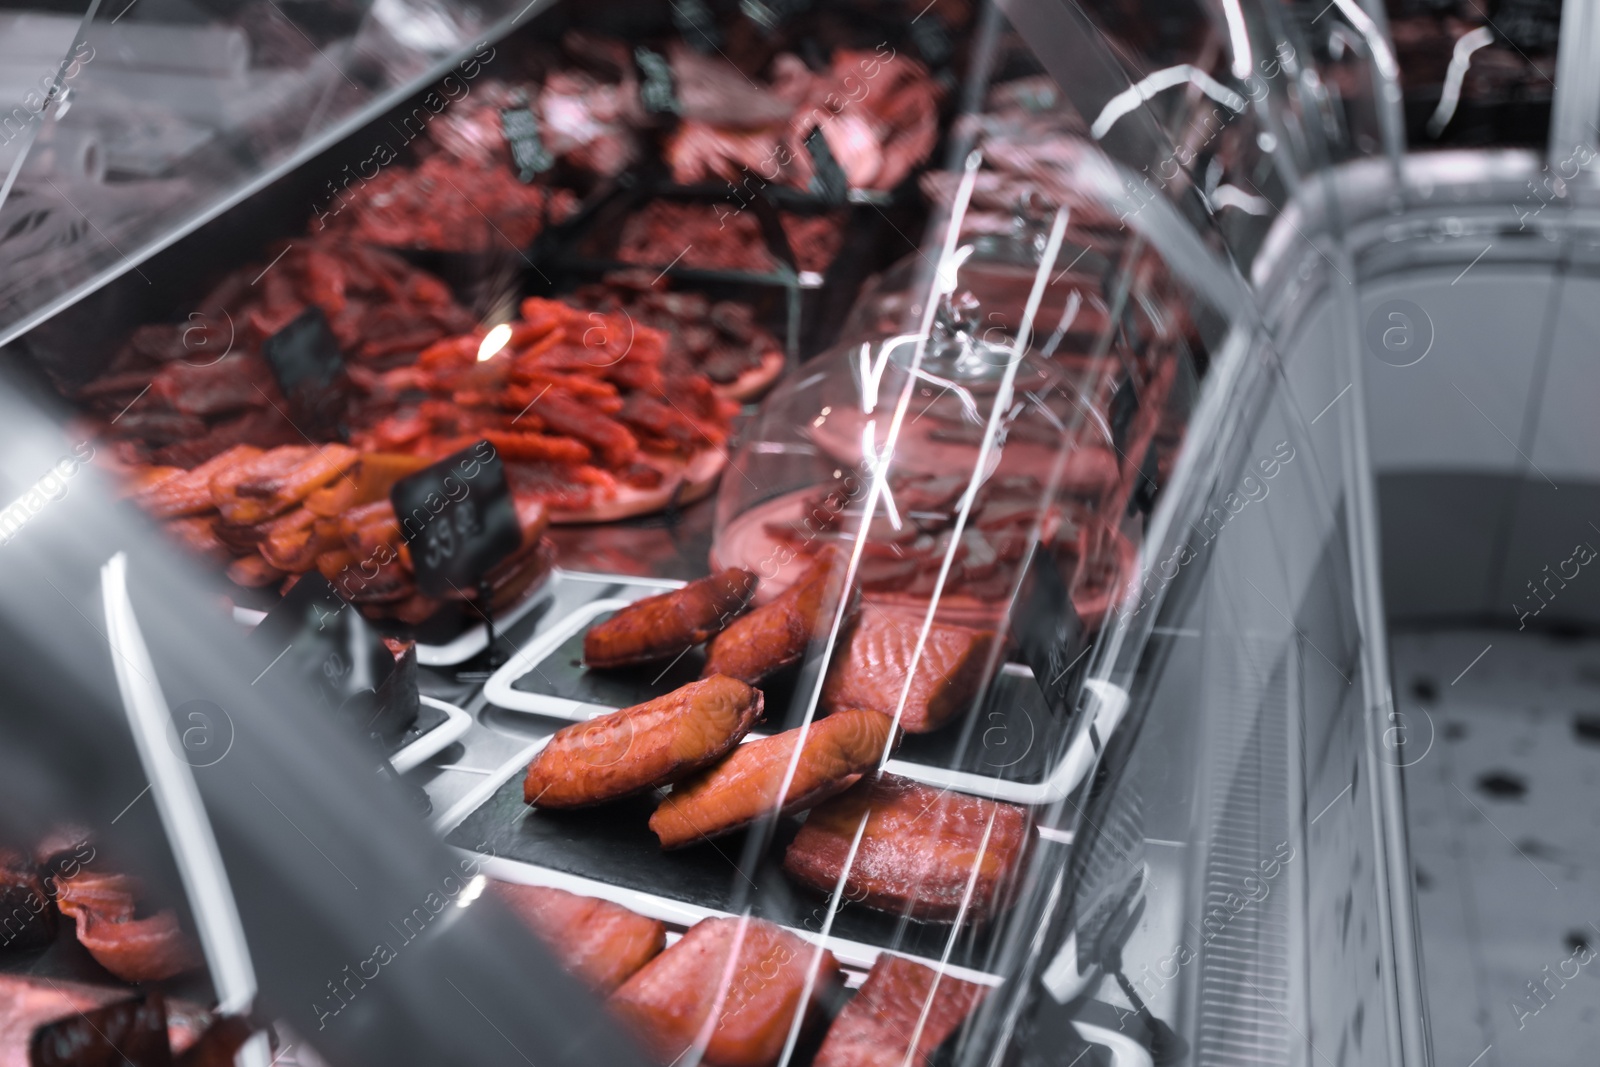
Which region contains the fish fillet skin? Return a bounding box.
[813,954,987,1067]
[784,774,1032,924]
[821,610,995,733]
[585,568,758,668]
[523,675,763,808]
[651,708,899,849]
[609,916,841,1067]
[487,881,666,992]
[702,550,856,684]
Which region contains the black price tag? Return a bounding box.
[500,95,554,182]
[250,572,417,747]
[261,306,349,440]
[390,440,521,599]
[805,126,849,204]
[1011,544,1085,717]
[673,0,722,51]
[634,46,681,117]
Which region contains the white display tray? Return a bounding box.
[391,695,473,774]
[480,576,1128,805]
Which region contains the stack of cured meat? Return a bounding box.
[567,272,787,400]
[616,200,845,276]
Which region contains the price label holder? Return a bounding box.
[1010,544,1086,718]
[390,440,522,670]
[261,306,350,440]
[500,90,554,182]
[804,126,849,205]
[249,572,417,755]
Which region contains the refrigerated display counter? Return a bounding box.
[13,0,1590,1063]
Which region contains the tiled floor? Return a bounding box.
[1391,629,1600,1067]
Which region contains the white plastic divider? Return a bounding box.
[479,579,1131,805]
[390,696,473,774]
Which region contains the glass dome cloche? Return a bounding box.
[712,210,1189,635]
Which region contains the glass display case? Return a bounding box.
[0,0,1440,1065]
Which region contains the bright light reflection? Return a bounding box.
[476,323,513,362]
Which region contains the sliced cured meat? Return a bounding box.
[0,849,55,951]
[133,444,262,519]
[523,675,763,808]
[820,611,995,733]
[609,917,840,1067]
[55,869,203,982]
[813,954,987,1067]
[585,568,758,668]
[487,881,665,992]
[702,551,856,684]
[651,709,898,849]
[784,775,1031,924]
[0,975,170,1067]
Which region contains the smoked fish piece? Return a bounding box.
[585,568,759,668]
[55,870,203,982]
[820,611,995,733]
[133,444,261,518]
[609,917,840,1067]
[523,675,763,808]
[651,709,898,849]
[702,551,856,684]
[783,774,1031,924]
[488,881,666,993]
[813,954,987,1067]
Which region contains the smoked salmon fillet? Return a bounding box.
[821,610,995,733]
[55,870,203,982]
[609,917,841,1067]
[0,974,171,1067]
[585,568,759,668]
[523,675,763,808]
[702,551,856,684]
[487,881,666,992]
[783,774,1031,924]
[813,954,987,1067]
[651,708,899,848]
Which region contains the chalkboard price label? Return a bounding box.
[390,440,521,599]
[500,96,554,182]
[261,306,349,439]
[635,46,681,116]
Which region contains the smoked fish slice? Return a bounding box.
[820,610,995,733]
[609,916,840,1067]
[585,567,758,668]
[55,870,202,982]
[523,675,763,808]
[487,881,666,993]
[651,708,898,849]
[702,551,856,684]
[812,954,986,1067]
[783,774,1031,924]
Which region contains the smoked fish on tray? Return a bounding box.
[488,880,665,993]
[702,551,856,685]
[650,708,898,848]
[610,916,841,1067]
[523,675,763,808]
[584,567,758,668]
[813,954,987,1067]
[784,774,1031,924]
